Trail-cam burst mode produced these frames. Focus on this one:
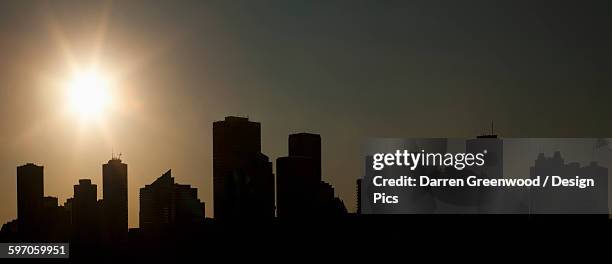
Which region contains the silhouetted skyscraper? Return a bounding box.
[289,133,322,180]
[213,116,274,220]
[174,183,206,225]
[102,157,128,242]
[530,152,608,214]
[17,163,44,240]
[277,133,322,218]
[140,170,205,232]
[276,156,318,217]
[40,196,70,241]
[73,179,99,243]
[277,133,347,218]
[466,135,503,179]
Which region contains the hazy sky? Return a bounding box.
[1,0,611,227]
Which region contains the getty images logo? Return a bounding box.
[372,149,488,171]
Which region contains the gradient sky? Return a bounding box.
[1,0,611,227]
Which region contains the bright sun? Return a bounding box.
[68,70,112,119]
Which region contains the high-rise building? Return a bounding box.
[466,135,503,179]
[102,157,128,242]
[174,183,206,225]
[289,133,322,180]
[277,133,322,218]
[73,179,99,243]
[276,156,318,217]
[277,133,347,218]
[213,116,274,220]
[530,152,608,214]
[40,196,70,241]
[17,163,44,239]
[140,170,205,231]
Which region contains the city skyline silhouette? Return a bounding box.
[1,116,354,260]
[0,1,611,259]
[2,116,348,231]
[1,127,610,260]
[2,1,612,229]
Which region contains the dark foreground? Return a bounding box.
[1,214,609,262]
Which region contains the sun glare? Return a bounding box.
[68,70,112,119]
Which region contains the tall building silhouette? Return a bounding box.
[277,133,321,217]
[466,134,503,179]
[73,179,100,243]
[530,152,608,214]
[213,116,275,220]
[17,163,44,240]
[276,156,318,217]
[140,170,205,232]
[102,157,128,242]
[41,196,70,242]
[277,133,347,218]
[289,133,322,180]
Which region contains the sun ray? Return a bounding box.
[42,4,78,75]
[91,0,113,70]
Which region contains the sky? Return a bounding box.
[1,0,611,227]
